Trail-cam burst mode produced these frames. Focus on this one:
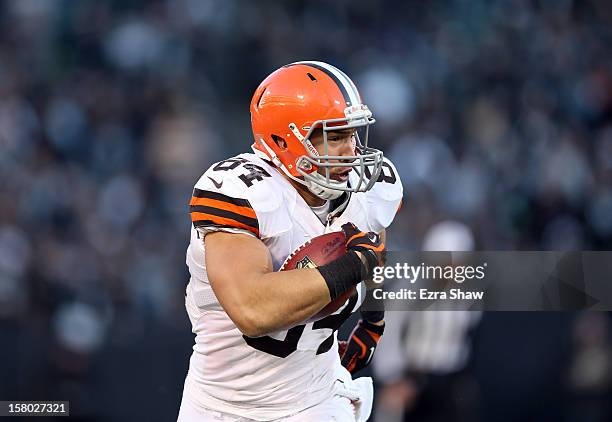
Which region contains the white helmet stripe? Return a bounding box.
[291,61,360,107]
[335,67,362,104]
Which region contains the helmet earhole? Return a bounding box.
[271,134,287,150]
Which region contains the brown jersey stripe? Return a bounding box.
[191,212,259,236]
[190,205,258,228]
[192,188,251,208]
[189,196,256,219]
[193,220,259,236]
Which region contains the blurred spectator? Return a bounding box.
[565,312,612,422]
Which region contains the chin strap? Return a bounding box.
[254,139,283,168]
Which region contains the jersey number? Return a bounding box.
[364,161,396,184]
[213,158,271,187]
[243,294,358,358]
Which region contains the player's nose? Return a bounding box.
[337,138,356,158]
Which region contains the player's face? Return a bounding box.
[309,129,357,182]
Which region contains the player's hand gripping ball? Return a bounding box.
[341,222,385,268]
[280,231,357,323]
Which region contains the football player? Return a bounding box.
[178,61,403,421]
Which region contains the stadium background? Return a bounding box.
[0,0,611,420]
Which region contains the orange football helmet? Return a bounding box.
[250,61,383,200]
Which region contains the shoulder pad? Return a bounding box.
[363,157,404,231]
[191,154,288,238]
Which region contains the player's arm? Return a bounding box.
[205,231,331,336]
[339,228,387,374]
[364,229,386,326]
[205,223,384,337]
[189,181,374,337]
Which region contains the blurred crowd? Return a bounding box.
[0,0,611,420]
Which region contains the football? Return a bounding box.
[280,231,358,323]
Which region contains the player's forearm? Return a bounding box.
[240,268,331,336]
[242,248,373,335]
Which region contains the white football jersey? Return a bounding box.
[182,152,402,421]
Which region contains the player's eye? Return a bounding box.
[329,134,351,142]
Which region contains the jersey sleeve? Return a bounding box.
[189,160,260,238]
[190,188,259,237]
[365,157,404,232]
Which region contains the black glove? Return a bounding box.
[340,319,385,374]
[341,223,385,278]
